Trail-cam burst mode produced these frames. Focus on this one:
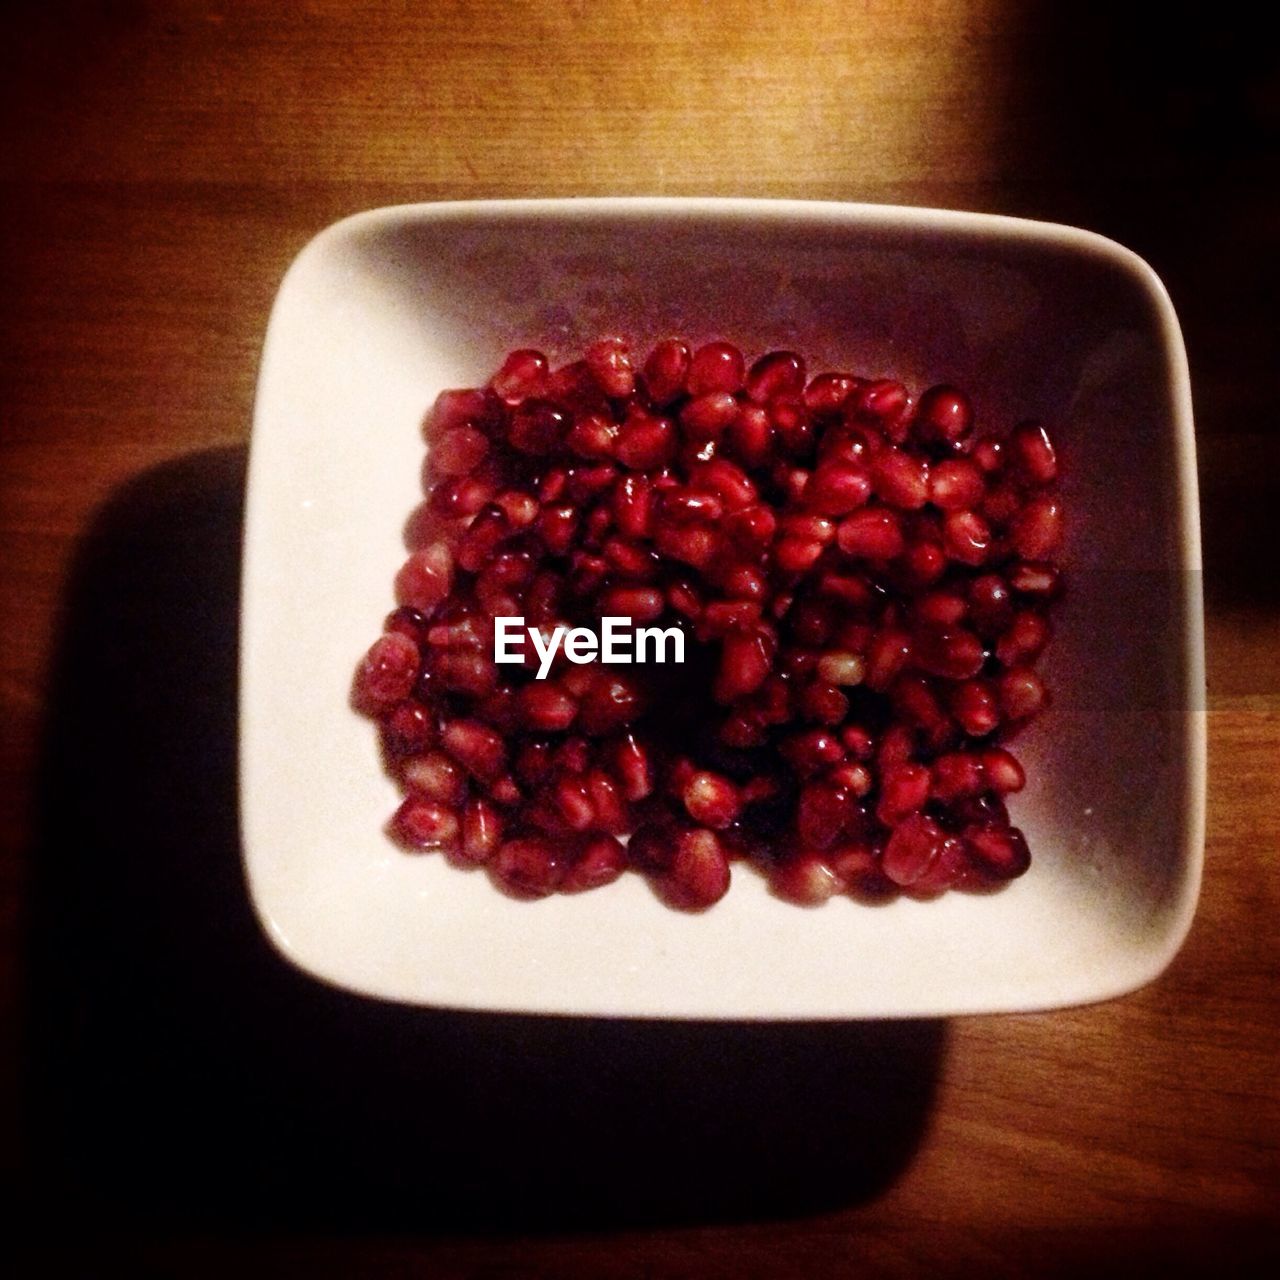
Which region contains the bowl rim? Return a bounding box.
[241,196,1205,1018]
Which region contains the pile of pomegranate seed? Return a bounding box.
[354,339,1062,909]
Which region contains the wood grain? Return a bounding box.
[2,2,1277,1274]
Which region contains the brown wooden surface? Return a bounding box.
[2,2,1277,1275]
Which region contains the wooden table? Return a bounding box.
[3,3,1276,1274]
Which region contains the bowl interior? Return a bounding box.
[242,200,1202,1017]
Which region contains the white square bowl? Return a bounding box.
[240,198,1204,1018]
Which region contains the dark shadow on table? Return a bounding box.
[1007,3,1280,630]
[20,446,944,1241]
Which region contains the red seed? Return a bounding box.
[864,628,913,691]
[562,834,628,892]
[772,852,841,905]
[797,781,857,848]
[516,682,578,732]
[912,626,985,680]
[964,823,1031,879]
[914,589,967,629]
[641,339,691,403]
[715,625,776,703]
[780,728,845,777]
[554,774,597,831]
[998,668,1048,720]
[746,350,807,403]
[459,796,504,864]
[837,508,905,560]
[493,836,566,896]
[949,678,1001,736]
[981,747,1026,794]
[876,762,932,825]
[726,402,774,466]
[687,341,745,395]
[577,671,646,735]
[913,385,973,447]
[871,448,930,509]
[996,609,1051,667]
[565,411,619,460]
[931,752,985,802]
[1011,421,1058,485]
[804,372,860,414]
[490,348,548,404]
[683,771,741,829]
[427,387,492,436]
[384,700,435,753]
[401,750,468,805]
[509,399,570,454]
[680,391,740,437]
[882,813,945,887]
[942,509,992,566]
[806,461,873,515]
[664,828,731,909]
[456,507,510,573]
[615,407,677,469]
[357,632,420,709]
[584,336,635,398]
[430,426,489,477]
[967,573,1014,637]
[1011,495,1062,559]
[1007,561,1061,599]
[392,797,460,852]
[929,457,985,510]
[848,379,909,438]
[395,544,454,614]
[441,718,507,781]
[972,435,1004,473]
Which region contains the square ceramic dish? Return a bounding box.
[240,198,1204,1018]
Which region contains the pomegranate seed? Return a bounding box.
[510,399,571,455]
[441,719,506,781]
[908,835,973,895]
[616,407,677,469]
[664,828,731,909]
[871,448,930,509]
[395,544,454,614]
[816,650,865,686]
[584,336,635,398]
[1010,421,1057,485]
[430,425,489,477]
[837,508,905,560]
[683,771,741,828]
[565,411,619,460]
[391,797,460,852]
[912,626,985,680]
[746,350,806,403]
[840,725,874,760]
[828,760,872,796]
[434,649,497,697]
[357,632,420,710]
[641,339,691,403]
[562,834,628,891]
[981,747,1026,794]
[964,823,1031,879]
[727,402,773,465]
[493,836,566,896]
[804,372,860,414]
[780,728,845,776]
[949,678,1001,736]
[680,391,739,437]
[848,379,909,438]
[458,796,504,864]
[806,461,873,515]
[914,590,967,628]
[1011,495,1062,559]
[913,385,973,447]
[427,387,492,435]
[942,510,991,566]
[578,671,645,735]
[456,507,510,573]
[490,349,548,403]
[772,852,841,904]
[797,781,857,848]
[384,700,435,753]
[494,488,539,528]
[876,762,931,825]
[931,752,985,802]
[401,750,468,805]
[998,668,1048,720]
[967,573,1014,637]
[929,457,984,510]
[516,682,578,732]
[831,842,893,897]
[687,341,745,395]
[586,770,628,834]
[1007,561,1061,599]
[882,813,945,887]
[996,609,1050,666]
[972,435,1003,473]
[627,819,677,871]
[864,628,913,691]
[554,774,597,831]
[715,625,776,703]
